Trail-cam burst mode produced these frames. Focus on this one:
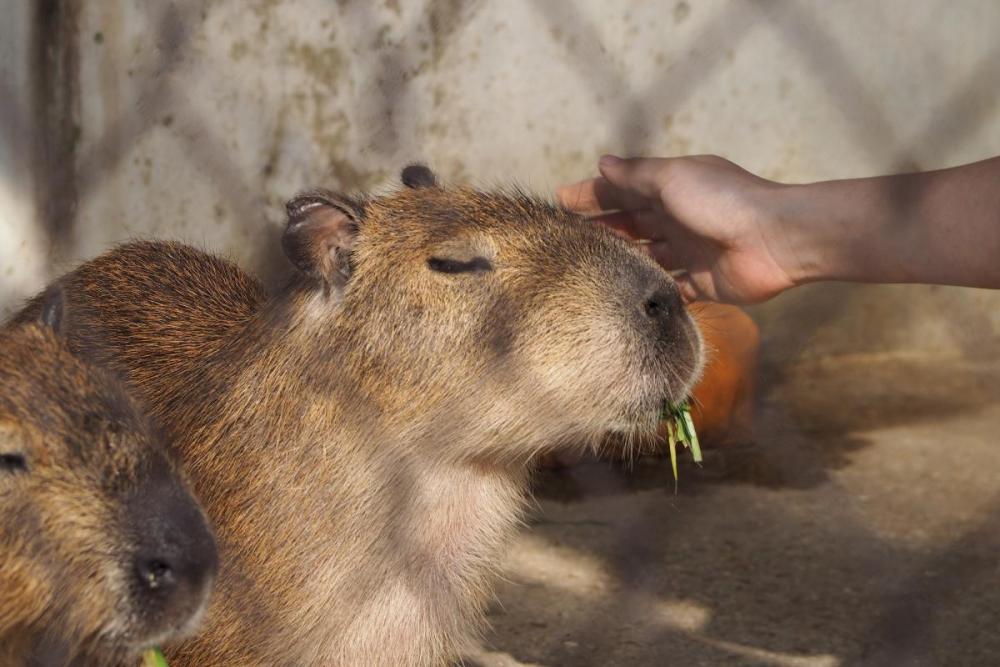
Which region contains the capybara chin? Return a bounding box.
[19,166,702,665]
[1,288,218,666]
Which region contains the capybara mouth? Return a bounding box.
[124,576,213,652]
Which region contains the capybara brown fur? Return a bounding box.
[538,303,759,470]
[1,288,218,666]
[18,167,703,665]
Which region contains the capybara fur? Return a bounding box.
[1,288,217,666]
[538,303,759,470]
[17,167,702,665]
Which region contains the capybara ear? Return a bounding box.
[38,284,66,335]
[401,164,437,189]
[283,191,363,291]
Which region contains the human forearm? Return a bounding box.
[560,155,1000,304]
[777,158,1000,289]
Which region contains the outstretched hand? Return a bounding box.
[558,155,799,304]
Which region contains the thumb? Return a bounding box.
[598,155,669,201]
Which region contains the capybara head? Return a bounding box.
[282,166,702,459]
[0,288,218,664]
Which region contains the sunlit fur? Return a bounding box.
[0,318,212,665]
[16,182,702,665]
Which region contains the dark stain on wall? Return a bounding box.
[32,0,81,259]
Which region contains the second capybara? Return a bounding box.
[17,166,703,665]
[1,288,218,666]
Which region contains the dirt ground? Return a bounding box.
[468,352,1000,667]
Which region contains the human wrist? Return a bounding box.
[768,177,907,287]
[750,181,835,289]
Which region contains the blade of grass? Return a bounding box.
[142,648,169,667]
[661,400,701,481]
[667,420,678,490]
[674,412,688,449]
[681,407,702,464]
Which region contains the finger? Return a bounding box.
[597,155,671,201]
[556,178,606,213]
[557,176,651,213]
[589,210,666,240]
[646,241,676,271]
[645,253,703,304]
[674,276,702,304]
[587,214,642,242]
[647,242,694,280]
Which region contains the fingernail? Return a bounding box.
[598,154,622,169]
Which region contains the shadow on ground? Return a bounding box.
[471,352,1000,666]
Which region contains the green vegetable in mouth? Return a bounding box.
[662,400,702,484]
[142,648,169,667]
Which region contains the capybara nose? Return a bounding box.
[642,283,683,325]
[132,488,218,599]
[128,461,217,623]
[130,491,217,634]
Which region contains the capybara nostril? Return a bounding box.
[135,557,175,593]
[643,284,683,322]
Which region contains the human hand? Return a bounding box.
[558,155,800,304]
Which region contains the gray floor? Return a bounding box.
[470,353,1000,666]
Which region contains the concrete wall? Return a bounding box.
[2,0,999,366]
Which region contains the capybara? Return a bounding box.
[17,166,703,665]
[1,288,217,665]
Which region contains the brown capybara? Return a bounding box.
[1,288,218,666]
[17,166,703,666]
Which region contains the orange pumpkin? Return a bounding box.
[682,302,759,448]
